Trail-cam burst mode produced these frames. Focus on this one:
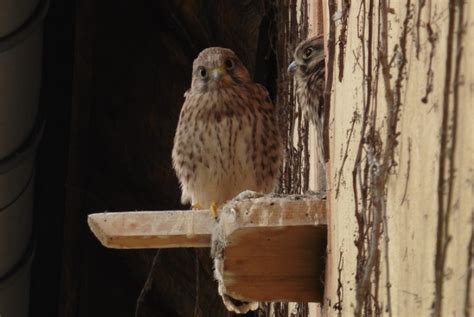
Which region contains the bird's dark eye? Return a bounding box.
[224,59,234,70]
[198,67,208,79]
[304,47,314,58]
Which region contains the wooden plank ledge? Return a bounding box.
[87,194,326,250]
[87,194,327,307]
[87,210,214,248]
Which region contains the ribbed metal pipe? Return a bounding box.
[0,0,48,315]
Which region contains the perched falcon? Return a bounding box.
[288,35,326,191]
[288,35,325,127]
[172,47,282,216]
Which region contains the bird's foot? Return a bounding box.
[191,203,202,210]
[210,202,219,219]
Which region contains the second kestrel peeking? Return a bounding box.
[288,35,325,127]
[289,35,326,192]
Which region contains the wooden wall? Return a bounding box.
[322,0,473,316]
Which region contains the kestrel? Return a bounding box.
[172,47,282,216]
[288,35,325,127]
[288,36,326,190]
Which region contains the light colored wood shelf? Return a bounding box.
[87,210,214,249]
[87,194,327,305]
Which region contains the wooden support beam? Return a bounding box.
[223,226,326,301]
[88,195,326,250]
[87,194,327,305]
[87,210,214,249]
[212,195,327,307]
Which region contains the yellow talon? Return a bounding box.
[192,203,202,210]
[210,202,219,218]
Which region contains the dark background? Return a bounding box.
[29,0,276,316]
[30,0,75,315]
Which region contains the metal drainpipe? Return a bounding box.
[0,0,48,316]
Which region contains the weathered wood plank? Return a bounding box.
[88,210,214,249]
[88,196,327,250]
[212,195,327,307]
[88,196,328,306]
[224,226,326,302]
[324,1,473,316]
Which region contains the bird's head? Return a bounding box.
[288,35,325,76]
[191,47,252,93]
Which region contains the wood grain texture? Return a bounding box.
[88,197,326,249]
[224,226,326,302]
[214,195,327,304]
[88,196,328,304]
[88,210,214,248]
[323,0,473,316]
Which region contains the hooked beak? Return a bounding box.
[287,61,297,74]
[210,67,224,80]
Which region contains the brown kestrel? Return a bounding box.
[288,36,326,191]
[172,47,282,216]
[288,35,325,127]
